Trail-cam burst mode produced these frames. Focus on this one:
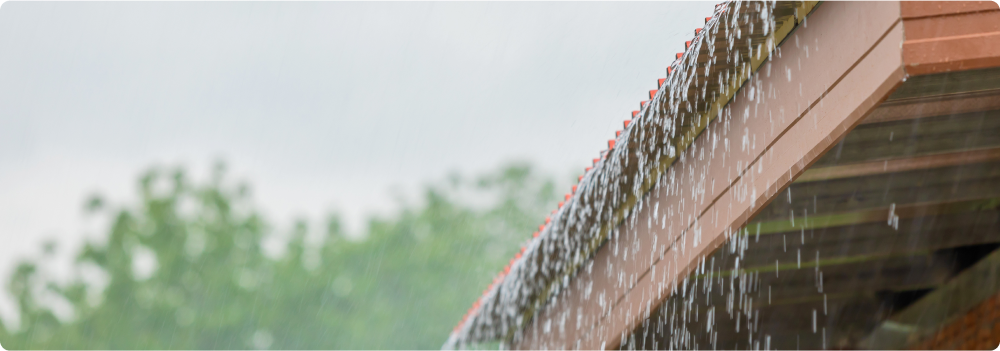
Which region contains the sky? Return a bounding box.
[0,1,716,326]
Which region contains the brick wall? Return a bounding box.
[913,292,1000,350]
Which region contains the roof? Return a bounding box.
[481,1,1000,349]
[443,1,818,348]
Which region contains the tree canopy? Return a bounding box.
[1,161,558,349]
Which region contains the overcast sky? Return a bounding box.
[0,1,715,326]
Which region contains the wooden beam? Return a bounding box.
[901,2,1000,76]
[901,1,999,19]
[750,198,1000,236]
[796,147,1000,182]
[862,89,1000,124]
[738,211,1000,268]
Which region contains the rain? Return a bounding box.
[447,1,1000,350]
[3,1,1000,350]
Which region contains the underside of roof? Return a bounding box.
[623,65,1000,349]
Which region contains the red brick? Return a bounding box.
[965,313,979,328]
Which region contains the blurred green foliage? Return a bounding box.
[0,161,558,349]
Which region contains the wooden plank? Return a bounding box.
[903,32,1000,76]
[753,169,1000,223]
[900,1,999,19]
[810,132,1000,169]
[797,147,1000,182]
[750,198,1000,236]
[900,2,1000,75]
[737,211,1000,268]
[805,105,1000,171]
[886,67,1000,100]
[902,9,1000,40]
[863,89,1000,124]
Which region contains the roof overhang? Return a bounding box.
[446,1,1000,349]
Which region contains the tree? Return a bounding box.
[1,161,559,349]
